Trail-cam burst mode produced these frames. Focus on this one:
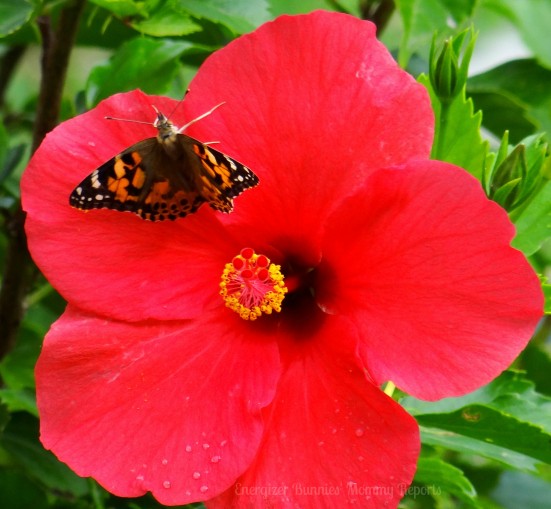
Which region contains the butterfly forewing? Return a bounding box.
[70,139,156,212]
[182,135,259,212]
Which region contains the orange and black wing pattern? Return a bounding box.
[70,139,205,221]
[182,135,259,214]
[70,130,258,221]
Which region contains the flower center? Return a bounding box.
[220,247,287,320]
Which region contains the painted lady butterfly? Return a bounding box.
[70,104,259,221]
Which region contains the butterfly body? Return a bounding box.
[70,109,259,221]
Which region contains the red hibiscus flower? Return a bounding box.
[22,11,542,508]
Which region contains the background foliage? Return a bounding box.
[1,0,551,508]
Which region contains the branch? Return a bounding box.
[359,0,396,32]
[33,0,87,152]
[0,0,86,360]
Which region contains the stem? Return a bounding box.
[431,101,451,161]
[0,0,86,361]
[0,208,32,359]
[359,0,396,31]
[33,0,87,152]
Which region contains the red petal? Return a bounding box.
[181,11,434,254]
[22,90,238,321]
[208,318,419,508]
[319,161,543,400]
[36,306,280,504]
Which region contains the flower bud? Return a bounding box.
[490,144,525,210]
[429,29,476,102]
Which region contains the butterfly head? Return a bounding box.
[152,106,178,143]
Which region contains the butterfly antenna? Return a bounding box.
[165,89,191,121]
[177,102,226,133]
[104,116,153,125]
[165,102,181,120]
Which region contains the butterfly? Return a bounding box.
[69,103,259,221]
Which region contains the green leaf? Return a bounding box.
[498,0,551,68]
[76,3,137,49]
[404,371,551,427]
[522,343,551,395]
[179,0,270,34]
[419,73,488,179]
[0,307,48,391]
[1,413,89,496]
[396,0,449,67]
[510,151,551,256]
[414,457,478,505]
[395,0,476,67]
[89,0,148,17]
[469,92,536,144]
[0,468,49,509]
[419,406,551,464]
[402,371,551,472]
[440,0,476,22]
[0,0,38,37]
[131,5,201,37]
[270,0,339,16]
[86,37,191,106]
[0,119,7,171]
[0,402,8,433]
[490,471,551,509]
[0,389,37,416]
[541,283,551,315]
[468,60,551,143]
[418,426,544,474]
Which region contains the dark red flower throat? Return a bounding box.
[219,245,324,325]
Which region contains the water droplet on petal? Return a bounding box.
[200,485,209,493]
[192,472,201,480]
[331,428,337,434]
[220,440,228,447]
[202,443,210,450]
[318,441,325,446]
[185,445,192,452]
[355,428,365,437]
[163,480,171,489]
[211,455,221,463]
[161,458,168,465]
[136,474,144,482]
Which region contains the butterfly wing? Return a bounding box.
[179,134,259,213]
[70,130,258,221]
[70,139,205,221]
